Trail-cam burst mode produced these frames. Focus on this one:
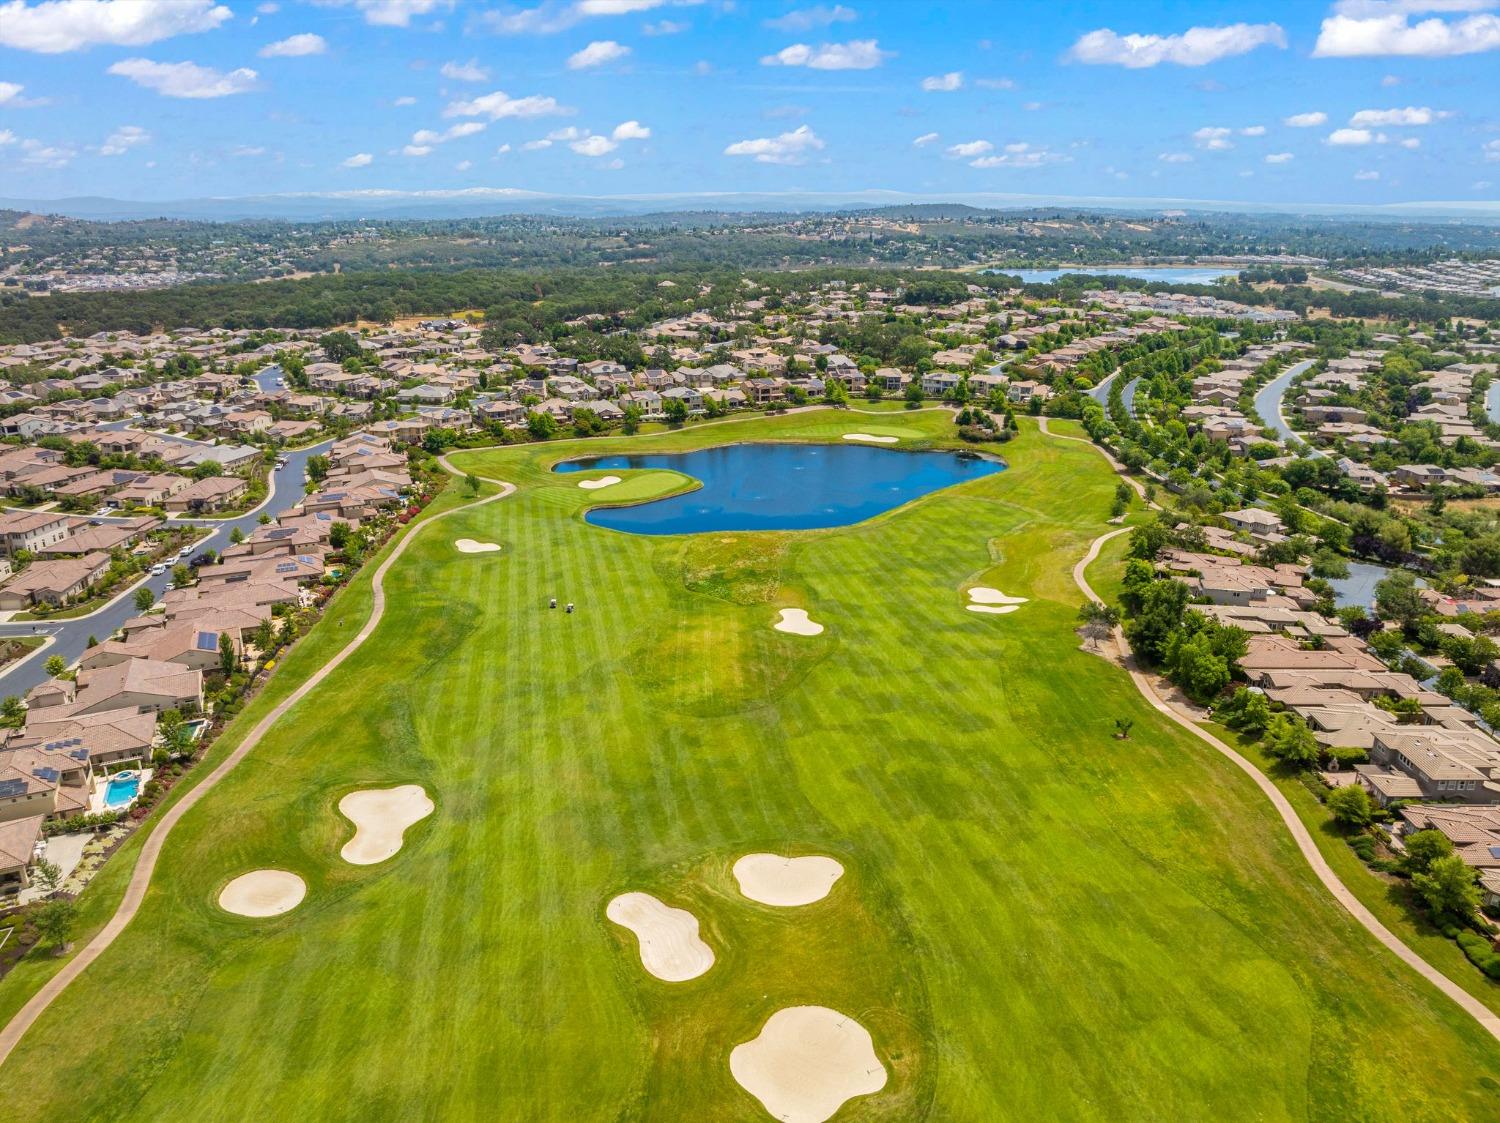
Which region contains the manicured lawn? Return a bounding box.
[3,412,1499,1120]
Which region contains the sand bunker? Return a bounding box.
[454,538,501,554]
[841,433,899,444]
[606,892,714,982]
[968,586,1028,605]
[338,784,435,866]
[774,608,824,636]
[967,604,1019,615]
[577,476,622,490]
[730,1006,888,1123]
[733,853,844,907]
[219,870,306,918]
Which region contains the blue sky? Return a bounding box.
[1,0,1498,207]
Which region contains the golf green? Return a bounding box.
[1,409,1497,1121]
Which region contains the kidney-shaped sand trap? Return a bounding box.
[774,608,824,636]
[454,538,501,554]
[841,432,899,444]
[219,870,306,918]
[730,1006,888,1123]
[577,475,622,490]
[606,892,714,982]
[733,853,844,907]
[338,784,435,866]
[968,586,1028,605]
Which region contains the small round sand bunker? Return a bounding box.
[454,538,501,554]
[339,784,435,865]
[842,432,898,444]
[577,476,621,490]
[730,1006,888,1123]
[733,853,844,907]
[774,608,824,636]
[968,586,1027,605]
[606,891,714,982]
[219,870,306,918]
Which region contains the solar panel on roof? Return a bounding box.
[0,779,26,798]
[194,631,218,652]
[33,767,59,782]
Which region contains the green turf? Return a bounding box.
[3,411,1500,1121]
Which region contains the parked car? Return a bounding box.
[178,545,193,557]
[149,563,167,576]
[189,552,215,568]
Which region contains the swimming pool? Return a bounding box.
[103,772,141,809]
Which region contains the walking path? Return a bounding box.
[1068,522,1500,1043]
[0,465,514,1068]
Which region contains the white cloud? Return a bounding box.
[1158,152,1194,163]
[496,142,511,153]
[411,122,487,147]
[0,82,26,105]
[260,33,326,57]
[524,125,583,149]
[19,137,76,167]
[1354,168,1381,180]
[444,89,573,119]
[764,4,856,32]
[568,39,630,67]
[723,123,824,164]
[1022,100,1043,111]
[1192,126,1234,150]
[642,18,686,33]
[1349,105,1449,126]
[1240,125,1267,136]
[440,59,490,81]
[1400,136,1421,148]
[921,71,962,91]
[342,152,373,167]
[330,0,449,28]
[0,129,14,145]
[455,158,472,170]
[912,131,940,147]
[1066,22,1286,67]
[402,143,432,156]
[692,59,711,75]
[969,142,1067,168]
[1382,72,1403,85]
[1283,111,1328,127]
[107,58,259,98]
[945,139,993,158]
[1265,151,1294,163]
[231,144,266,156]
[571,133,616,156]
[1315,9,1500,57]
[0,0,230,53]
[974,76,1016,89]
[99,124,149,155]
[611,119,650,139]
[1328,127,1386,145]
[1486,138,1500,162]
[760,39,891,69]
[394,95,417,106]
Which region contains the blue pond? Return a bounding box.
[554,442,1004,535]
[988,266,1240,285]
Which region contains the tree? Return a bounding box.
[1412,853,1482,923]
[158,707,191,757]
[319,330,363,363]
[33,897,76,955]
[526,411,557,440]
[0,696,24,727]
[1263,713,1319,769]
[622,404,644,435]
[1077,601,1119,649]
[1401,829,1454,876]
[305,454,330,484]
[1375,569,1426,630]
[464,473,480,497]
[172,564,192,587]
[229,526,245,545]
[1216,687,1272,738]
[43,655,67,680]
[1326,783,1374,828]
[31,857,62,895]
[1125,578,1187,664]
[329,521,352,550]
[133,586,156,613]
[663,397,689,426]
[219,632,237,676]
[1113,718,1134,740]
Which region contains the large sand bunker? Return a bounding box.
[733,853,844,907]
[774,608,824,636]
[606,892,714,982]
[454,538,501,554]
[338,784,435,866]
[578,476,622,490]
[841,433,898,444]
[968,586,1028,605]
[730,1006,888,1123]
[219,870,306,917]
[967,604,1019,615]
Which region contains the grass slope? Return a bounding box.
[2,411,1498,1121]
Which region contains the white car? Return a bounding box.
[149,563,167,576]
[178,545,193,557]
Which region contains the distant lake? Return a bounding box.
[554,442,1004,535]
[987,266,1241,285]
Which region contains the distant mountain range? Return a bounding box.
[2,189,1499,224]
